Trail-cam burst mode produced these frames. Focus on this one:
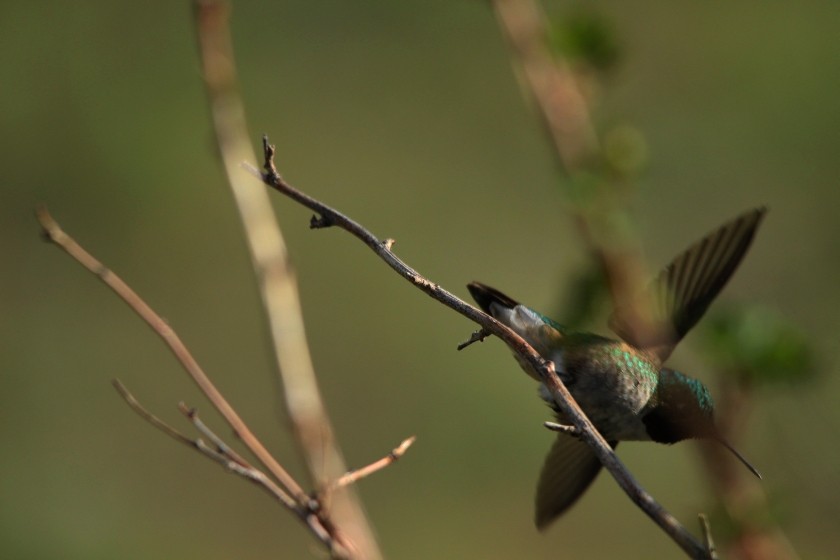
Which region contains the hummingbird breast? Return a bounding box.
[540,337,659,441]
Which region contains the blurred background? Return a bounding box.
[2,1,839,558]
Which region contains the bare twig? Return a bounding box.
[543,421,580,436]
[329,436,417,492]
[112,380,336,546]
[457,328,491,351]
[699,514,718,560]
[193,2,382,558]
[178,402,253,469]
[113,379,199,449]
[251,138,709,558]
[37,208,303,499]
[37,208,348,553]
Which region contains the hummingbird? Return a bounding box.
[467,207,765,529]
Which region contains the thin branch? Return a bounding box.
[37,207,303,498]
[251,138,709,559]
[37,208,345,553]
[543,421,580,436]
[178,402,253,469]
[193,2,382,558]
[491,0,599,171]
[112,380,336,547]
[699,514,718,560]
[329,436,417,492]
[113,379,201,449]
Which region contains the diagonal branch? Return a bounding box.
[248,137,709,558]
[328,436,417,493]
[36,208,305,501]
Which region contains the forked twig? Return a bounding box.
[37,208,304,503]
[37,208,347,554]
[112,380,335,545]
[114,381,284,492]
[112,379,199,449]
[178,402,253,469]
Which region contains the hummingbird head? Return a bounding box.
[643,369,717,442]
[643,369,762,479]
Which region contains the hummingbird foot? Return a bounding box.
[457,327,491,351]
[544,421,581,437]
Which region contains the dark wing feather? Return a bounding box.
[535,435,617,529]
[610,207,766,362]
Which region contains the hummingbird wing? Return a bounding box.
[609,207,766,363]
[535,435,617,529]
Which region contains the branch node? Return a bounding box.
[310,214,333,229]
[382,238,395,251]
[261,134,280,182]
[177,401,196,418]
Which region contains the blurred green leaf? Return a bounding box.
[547,9,620,72]
[602,124,649,179]
[707,490,789,541]
[556,262,608,329]
[702,305,816,385]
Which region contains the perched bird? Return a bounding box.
[467,207,765,529]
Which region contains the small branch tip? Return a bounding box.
[457,328,491,351]
[699,514,717,559]
[329,435,417,491]
[544,421,581,436]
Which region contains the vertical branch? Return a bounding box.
[491,0,657,342]
[491,0,599,171]
[193,2,382,558]
[699,379,800,560]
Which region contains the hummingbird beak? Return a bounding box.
[715,437,763,480]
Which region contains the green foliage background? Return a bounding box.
[2,2,839,558]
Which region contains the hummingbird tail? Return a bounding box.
[467,282,520,314]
